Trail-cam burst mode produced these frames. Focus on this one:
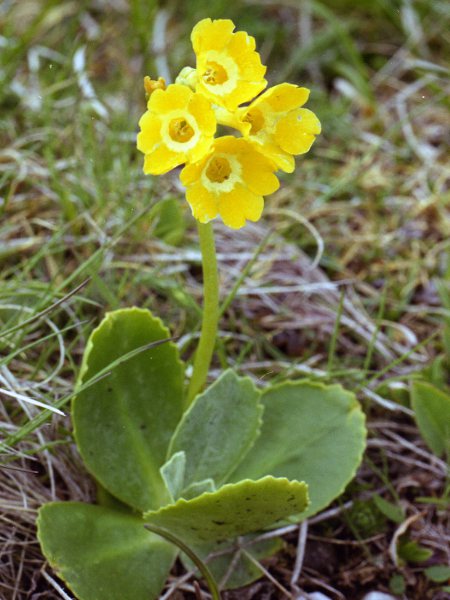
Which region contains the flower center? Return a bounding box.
[205,157,232,183]
[202,61,228,86]
[243,108,264,134]
[168,118,195,143]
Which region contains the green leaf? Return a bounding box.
[228,381,366,519]
[153,197,186,246]
[37,502,177,600]
[435,279,450,357]
[181,535,284,590]
[160,451,186,501]
[73,308,185,512]
[182,478,216,500]
[411,381,450,457]
[421,355,449,392]
[96,482,132,514]
[373,495,404,524]
[168,370,263,492]
[398,539,433,563]
[389,573,406,595]
[424,565,450,583]
[144,476,308,544]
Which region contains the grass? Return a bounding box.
[1,0,449,598]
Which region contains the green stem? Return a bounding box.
[144,524,221,600]
[187,222,219,405]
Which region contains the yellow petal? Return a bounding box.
[222,80,267,112]
[233,49,266,79]
[143,145,181,175]
[188,136,214,163]
[297,108,322,134]
[185,183,218,223]
[227,30,256,55]
[191,18,235,54]
[271,150,295,173]
[218,184,264,229]
[188,93,216,136]
[276,129,315,155]
[137,113,161,153]
[240,150,280,196]
[252,141,296,173]
[215,106,244,131]
[148,84,192,114]
[212,135,242,154]
[180,157,208,186]
[262,83,310,112]
[275,109,321,155]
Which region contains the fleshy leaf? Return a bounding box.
[181,535,284,590]
[73,308,185,512]
[168,369,263,491]
[160,451,186,501]
[96,482,132,514]
[411,381,450,457]
[182,478,216,500]
[37,502,177,600]
[228,381,366,518]
[144,476,308,543]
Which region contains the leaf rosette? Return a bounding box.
[38,308,366,600]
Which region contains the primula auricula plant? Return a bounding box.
[37,19,366,600]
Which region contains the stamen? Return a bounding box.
[243,108,264,134]
[168,118,195,143]
[202,61,228,86]
[206,157,232,183]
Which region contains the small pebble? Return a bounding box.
[363,593,397,600]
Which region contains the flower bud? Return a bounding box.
[174,67,197,91]
[144,76,166,99]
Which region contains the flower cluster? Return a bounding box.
[137,18,321,229]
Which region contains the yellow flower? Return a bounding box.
[191,18,267,112]
[137,84,216,175]
[180,136,279,229]
[236,83,321,173]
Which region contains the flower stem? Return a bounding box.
[187,222,219,405]
[144,524,221,600]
